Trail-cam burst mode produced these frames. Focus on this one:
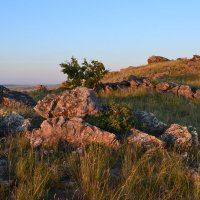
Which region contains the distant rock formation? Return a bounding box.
[33,85,47,92]
[147,56,170,64]
[95,76,200,101]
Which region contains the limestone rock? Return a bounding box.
[128,128,164,149]
[160,124,192,148]
[34,87,102,119]
[30,116,120,149]
[178,85,194,99]
[0,112,32,136]
[135,111,167,136]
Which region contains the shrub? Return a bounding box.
[60,57,108,89]
[84,103,134,137]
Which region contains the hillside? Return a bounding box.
[0,57,200,199]
[102,55,200,88]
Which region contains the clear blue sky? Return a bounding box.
[0,0,200,84]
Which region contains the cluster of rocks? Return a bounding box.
[30,87,119,148]
[147,55,200,65]
[29,87,198,150]
[0,85,36,107]
[148,56,170,64]
[0,85,198,150]
[95,76,200,100]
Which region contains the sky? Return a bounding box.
[0,0,200,85]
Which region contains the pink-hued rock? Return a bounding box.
[178,85,194,99]
[34,87,102,119]
[160,124,192,148]
[194,89,200,100]
[30,116,120,149]
[127,128,164,149]
[147,56,170,64]
[156,82,177,92]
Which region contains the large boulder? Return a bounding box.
[178,85,194,99]
[0,85,36,107]
[147,56,170,64]
[127,128,164,149]
[0,112,31,136]
[160,124,192,149]
[30,116,120,149]
[135,111,167,136]
[34,87,102,119]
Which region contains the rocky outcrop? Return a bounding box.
[128,128,164,149]
[135,111,167,137]
[0,112,31,136]
[33,85,47,91]
[147,56,170,64]
[0,85,36,107]
[160,124,192,149]
[34,87,102,119]
[30,117,120,149]
[96,76,200,101]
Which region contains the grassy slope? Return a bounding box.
[1,60,200,199]
[102,59,200,88]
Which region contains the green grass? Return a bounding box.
[1,76,200,199]
[98,88,200,136]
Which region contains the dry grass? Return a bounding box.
[102,60,200,88]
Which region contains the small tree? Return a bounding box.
[60,57,108,89]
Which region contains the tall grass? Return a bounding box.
[0,135,200,199]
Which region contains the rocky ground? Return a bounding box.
[0,56,200,199]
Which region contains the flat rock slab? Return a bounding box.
[34,87,102,118]
[128,128,164,149]
[30,116,120,149]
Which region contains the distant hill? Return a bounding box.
[5,84,60,92]
[102,55,200,89]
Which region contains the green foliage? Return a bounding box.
[85,103,135,136]
[60,57,108,88]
